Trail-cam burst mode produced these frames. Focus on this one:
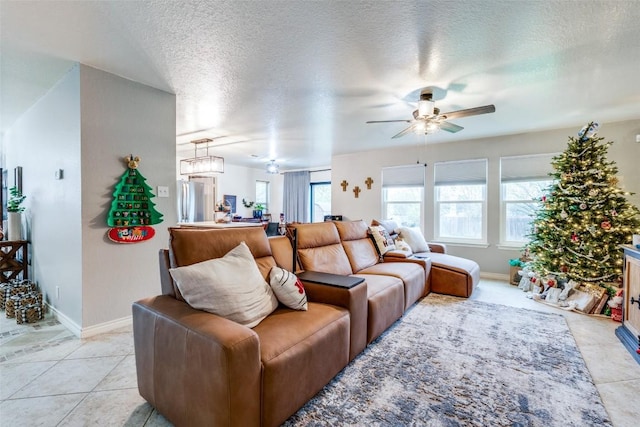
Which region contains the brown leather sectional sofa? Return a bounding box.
[132,221,480,426]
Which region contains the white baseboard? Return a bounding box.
[46,303,82,337]
[45,303,132,338]
[80,316,132,339]
[480,272,510,281]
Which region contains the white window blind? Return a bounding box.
[382,164,426,187]
[434,159,487,185]
[500,153,558,182]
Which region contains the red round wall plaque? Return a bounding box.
[108,226,155,243]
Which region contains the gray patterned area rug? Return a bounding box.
[284,294,611,427]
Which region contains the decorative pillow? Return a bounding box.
[396,227,430,253]
[371,219,399,237]
[394,238,413,254]
[368,225,396,255]
[269,267,308,310]
[169,241,278,328]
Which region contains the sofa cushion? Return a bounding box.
[269,267,308,310]
[397,227,430,253]
[168,226,278,281]
[298,244,354,275]
[169,242,279,328]
[358,261,426,310]
[427,252,480,298]
[369,225,396,255]
[253,303,350,426]
[341,239,379,272]
[291,222,354,275]
[351,273,404,343]
[335,220,380,272]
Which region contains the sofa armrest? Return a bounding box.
[428,243,447,254]
[302,280,368,361]
[133,295,261,426]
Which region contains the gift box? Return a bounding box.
[509,266,521,285]
[5,295,22,318]
[0,283,9,309]
[1,280,36,309]
[5,290,43,321]
[17,303,43,324]
[611,306,622,322]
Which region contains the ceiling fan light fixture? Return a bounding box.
[417,99,435,118]
[426,121,440,134]
[266,160,279,174]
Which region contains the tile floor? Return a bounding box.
[1,279,639,426]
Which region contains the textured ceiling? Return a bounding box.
[2,1,639,170]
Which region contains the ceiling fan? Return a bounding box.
[366,89,495,139]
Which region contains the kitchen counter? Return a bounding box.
[178,221,263,228]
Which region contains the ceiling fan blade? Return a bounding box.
[391,124,417,139]
[366,119,412,124]
[440,104,495,120]
[439,121,464,133]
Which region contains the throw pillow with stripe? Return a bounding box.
[269,267,308,311]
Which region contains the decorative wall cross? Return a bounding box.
[365,177,374,189]
[353,186,361,198]
[340,180,349,192]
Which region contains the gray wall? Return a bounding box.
[332,119,640,276]
[4,64,176,334]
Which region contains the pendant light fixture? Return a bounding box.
[180,138,224,175]
[266,160,279,174]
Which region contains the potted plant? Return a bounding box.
[253,203,265,219]
[7,186,26,240]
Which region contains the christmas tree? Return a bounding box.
[527,122,640,286]
[107,156,163,227]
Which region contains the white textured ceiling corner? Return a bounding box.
[2,1,640,170]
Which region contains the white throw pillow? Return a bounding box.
[269,267,308,310]
[394,238,413,254]
[396,227,430,253]
[368,225,396,255]
[169,241,278,328]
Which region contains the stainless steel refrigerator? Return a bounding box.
[177,178,215,223]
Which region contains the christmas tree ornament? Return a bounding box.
[579,203,587,210]
[560,210,568,219]
[601,221,612,230]
[588,189,598,197]
[578,122,600,140]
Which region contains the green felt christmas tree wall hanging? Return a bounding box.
[107,155,163,243]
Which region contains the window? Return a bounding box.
[382,165,425,228]
[310,182,331,222]
[255,180,270,212]
[434,159,487,244]
[500,154,556,245]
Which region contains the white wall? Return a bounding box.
[4,64,176,334]
[5,65,83,323]
[332,119,640,276]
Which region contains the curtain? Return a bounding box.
[283,171,310,223]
